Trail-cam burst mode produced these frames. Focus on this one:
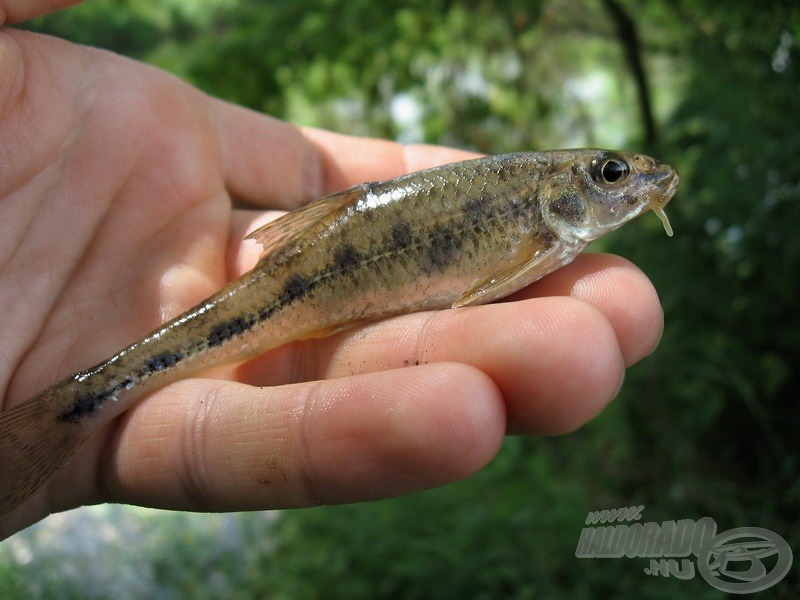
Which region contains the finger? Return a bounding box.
[301,127,480,192]
[208,99,324,210]
[207,97,478,209]
[512,252,664,366]
[102,363,505,510]
[1,0,82,25]
[236,299,625,437]
[227,208,285,276]
[235,254,657,435]
[0,30,24,125]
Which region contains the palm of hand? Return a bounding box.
[0,30,248,521]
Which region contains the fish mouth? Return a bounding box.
[648,167,679,237]
[663,169,680,202]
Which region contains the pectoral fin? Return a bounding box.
[452,244,572,308]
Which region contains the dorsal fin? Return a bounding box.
[245,184,367,263]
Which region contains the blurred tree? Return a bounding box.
[600,0,656,144]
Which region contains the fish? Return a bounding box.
[0,149,678,515]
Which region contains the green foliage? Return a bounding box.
[612,0,800,529]
[249,435,723,599]
[11,0,800,596]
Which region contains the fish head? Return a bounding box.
[541,149,679,242]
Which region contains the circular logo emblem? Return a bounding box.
[697,527,793,594]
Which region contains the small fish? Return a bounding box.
[0,149,678,514]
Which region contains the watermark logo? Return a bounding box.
[575,506,793,594]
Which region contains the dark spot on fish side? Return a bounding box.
[331,243,362,274]
[281,274,313,305]
[257,274,319,321]
[425,223,463,270]
[550,191,587,224]
[389,220,413,251]
[207,315,255,347]
[57,389,116,423]
[463,195,494,224]
[258,306,276,321]
[142,351,183,374]
[622,194,637,206]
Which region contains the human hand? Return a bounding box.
[0,7,664,539]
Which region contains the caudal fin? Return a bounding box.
[0,395,88,515]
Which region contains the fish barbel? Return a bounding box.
[0,149,678,514]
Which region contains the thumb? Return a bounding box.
[2,0,83,25]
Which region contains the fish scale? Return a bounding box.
[0,149,678,515]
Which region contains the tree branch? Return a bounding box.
[600,0,657,145]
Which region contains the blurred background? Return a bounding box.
[1,0,798,597]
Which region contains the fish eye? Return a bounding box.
[602,160,629,182]
[591,156,630,185]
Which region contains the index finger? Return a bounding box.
[1,0,82,25]
[208,97,479,210]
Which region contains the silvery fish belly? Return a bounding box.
[0,149,679,516]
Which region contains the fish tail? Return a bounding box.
[0,392,88,515]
